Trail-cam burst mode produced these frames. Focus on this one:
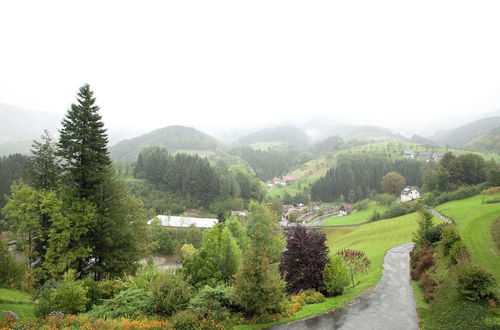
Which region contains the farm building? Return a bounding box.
[148,215,218,229]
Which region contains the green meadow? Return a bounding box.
[0,288,35,320]
[320,202,388,226]
[435,193,500,283]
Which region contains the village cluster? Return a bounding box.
[400,150,444,161]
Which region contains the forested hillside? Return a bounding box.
[236,126,309,149]
[464,127,500,153]
[109,125,222,161]
[432,116,500,148]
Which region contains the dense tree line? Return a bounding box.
[0,153,28,212]
[133,146,264,209]
[422,152,500,193]
[311,153,432,202]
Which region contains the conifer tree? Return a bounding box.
[57,84,111,200]
[27,130,60,190]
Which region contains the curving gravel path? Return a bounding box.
[269,243,418,330]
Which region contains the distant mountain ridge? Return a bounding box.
[431,116,500,148]
[109,125,222,161]
[0,103,60,144]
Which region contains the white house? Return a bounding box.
[148,215,218,229]
[400,186,421,202]
[339,204,353,216]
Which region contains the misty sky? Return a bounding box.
[1,0,500,135]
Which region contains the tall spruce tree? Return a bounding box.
[57,84,111,200]
[57,84,146,279]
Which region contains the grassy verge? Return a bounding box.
[0,288,35,320]
[320,202,388,226]
[435,193,500,282]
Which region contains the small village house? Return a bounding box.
[400,186,421,202]
[339,204,353,216]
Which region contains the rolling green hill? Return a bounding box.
[287,141,500,180]
[109,125,223,161]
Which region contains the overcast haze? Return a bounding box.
[1,0,500,137]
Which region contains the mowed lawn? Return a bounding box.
[436,193,500,283]
[0,287,35,320]
[236,212,432,329]
[320,203,388,226]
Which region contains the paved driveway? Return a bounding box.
[269,243,418,330]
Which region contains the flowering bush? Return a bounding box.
[0,314,174,329]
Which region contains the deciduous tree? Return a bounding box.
[381,171,406,195]
[279,226,328,294]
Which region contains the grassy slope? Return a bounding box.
[0,288,35,320]
[320,203,388,226]
[435,193,500,283]
[287,141,500,180]
[236,212,438,329]
[265,178,316,199]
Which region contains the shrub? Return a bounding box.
[233,249,285,317]
[353,199,370,211]
[152,273,192,317]
[322,254,350,296]
[484,198,500,204]
[373,193,396,206]
[418,272,437,303]
[81,277,101,310]
[492,218,500,251]
[449,240,469,264]
[88,288,153,319]
[435,184,486,205]
[410,246,434,281]
[413,209,442,245]
[482,186,500,195]
[97,278,124,300]
[188,284,236,320]
[0,239,25,289]
[123,264,160,290]
[439,225,462,257]
[370,210,381,222]
[34,270,88,317]
[169,310,200,330]
[180,244,196,261]
[456,265,497,301]
[298,289,326,304]
[382,202,414,219]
